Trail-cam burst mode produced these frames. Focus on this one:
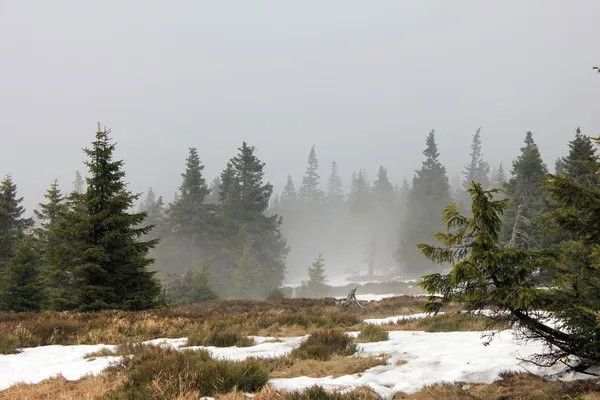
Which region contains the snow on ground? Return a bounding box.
[0,313,593,397]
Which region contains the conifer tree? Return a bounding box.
[205,176,221,204]
[490,163,507,189]
[230,227,263,299]
[461,128,491,207]
[372,166,395,207]
[396,130,451,277]
[557,127,597,184]
[281,174,298,210]
[501,131,548,248]
[73,170,84,193]
[0,235,45,312]
[0,175,33,267]
[348,170,371,213]
[298,145,324,206]
[140,187,164,240]
[303,253,327,297]
[34,180,66,246]
[56,124,160,311]
[326,161,344,205]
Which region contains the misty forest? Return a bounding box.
[2,3,600,396]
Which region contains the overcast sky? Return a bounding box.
[1,1,599,214]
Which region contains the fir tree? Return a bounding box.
[72,170,84,194]
[230,227,263,299]
[490,163,507,189]
[59,124,160,311]
[303,253,327,297]
[281,174,298,209]
[0,235,45,312]
[396,130,451,277]
[34,180,66,247]
[326,161,344,205]
[298,145,324,206]
[0,175,33,266]
[461,128,491,207]
[372,166,395,207]
[501,131,548,248]
[557,127,597,184]
[348,170,371,213]
[206,176,222,204]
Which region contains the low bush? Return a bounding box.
[356,325,389,343]
[187,325,255,347]
[389,312,507,332]
[104,344,268,398]
[291,329,357,361]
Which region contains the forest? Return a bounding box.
[0,121,595,311]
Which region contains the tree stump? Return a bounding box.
[336,287,364,308]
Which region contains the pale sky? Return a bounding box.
[1,1,599,213]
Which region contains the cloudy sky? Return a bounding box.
[1,1,599,213]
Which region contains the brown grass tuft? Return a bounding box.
[291,329,357,361]
[355,324,390,343]
[382,312,508,332]
[269,354,390,379]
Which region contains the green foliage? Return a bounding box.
[501,131,549,248]
[303,253,327,297]
[106,344,268,398]
[356,324,389,343]
[166,261,218,305]
[299,145,324,206]
[461,127,491,202]
[231,227,264,299]
[0,235,45,312]
[291,329,357,361]
[52,125,160,311]
[267,288,285,300]
[396,130,452,277]
[555,127,597,183]
[0,175,33,264]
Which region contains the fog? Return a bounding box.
[1,1,599,288]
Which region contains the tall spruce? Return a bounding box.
[303,253,327,297]
[461,128,491,207]
[396,130,451,277]
[501,131,548,248]
[0,235,45,312]
[372,166,395,207]
[556,127,597,184]
[73,170,84,193]
[230,226,263,299]
[348,170,371,213]
[281,174,298,210]
[490,163,507,189]
[0,175,33,266]
[298,145,324,206]
[61,124,160,311]
[326,161,344,205]
[205,176,221,204]
[34,180,66,246]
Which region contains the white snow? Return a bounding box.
[0,313,594,397]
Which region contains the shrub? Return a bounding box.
[105,344,268,398]
[356,325,389,343]
[187,325,255,347]
[291,329,357,361]
[266,288,285,300]
[284,385,381,400]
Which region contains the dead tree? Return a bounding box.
[336,287,364,308]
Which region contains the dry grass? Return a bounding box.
[355,324,390,343]
[0,372,126,400]
[380,312,509,332]
[394,372,600,399]
[291,329,357,361]
[268,354,390,379]
[0,296,437,354]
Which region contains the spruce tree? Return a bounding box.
[372,166,395,207]
[0,175,33,266]
[73,170,84,193]
[501,131,548,248]
[348,170,371,213]
[326,161,344,205]
[461,128,491,207]
[34,180,66,246]
[281,174,298,210]
[303,253,327,297]
[230,227,263,299]
[396,130,451,277]
[0,235,45,312]
[206,176,222,204]
[557,127,597,183]
[61,124,160,311]
[490,163,507,189]
[298,145,324,206]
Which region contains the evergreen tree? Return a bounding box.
[490,163,507,189]
[56,124,160,311]
[140,187,164,232]
[230,227,263,299]
[396,130,451,277]
[557,127,597,183]
[326,161,344,205]
[0,175,33,266]
[281,174,298,210]
[461,128,491,207]
[206,176,221,204]
[348,170,371,213]
[501,131,548,248]
[0,235,45,312]
[372,166,395,206]
[298,145,324,206]
[303,253,327,297]
[167,261,218,305]
[73,170,84,194]
[34,180,66,247]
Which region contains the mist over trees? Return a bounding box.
[0,119,598,310]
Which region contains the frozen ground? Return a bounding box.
[0,312,593,398]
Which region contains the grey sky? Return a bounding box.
[1,1,599,214]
